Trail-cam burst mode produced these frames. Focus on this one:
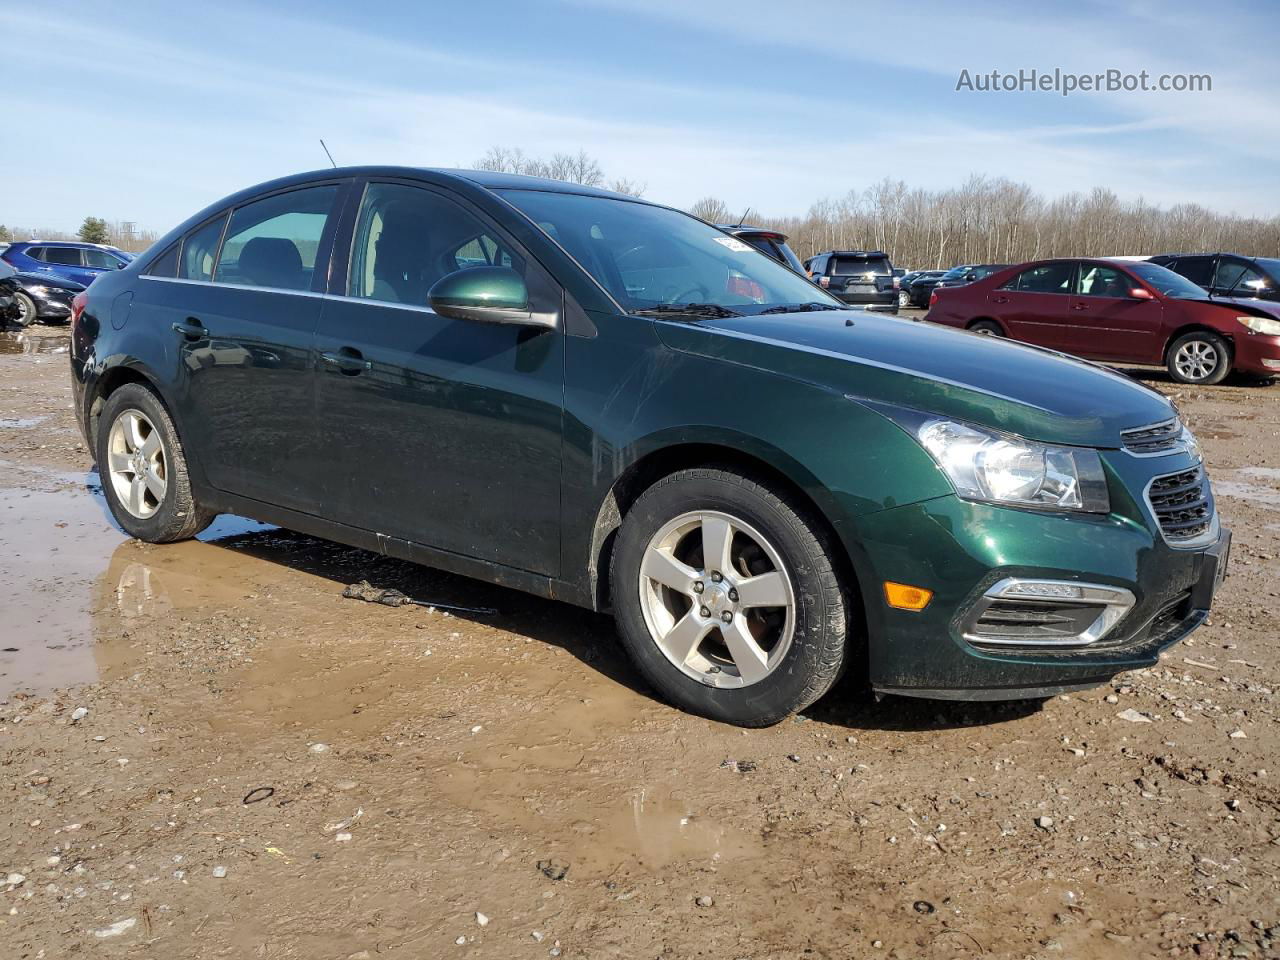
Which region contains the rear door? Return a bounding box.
[989,261,1075,348]
[312,179,565,576]
[148,181,349,513]
[1063,262,1164,363]
[41,246,92,285]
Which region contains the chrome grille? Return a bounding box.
[1122,418,1182,456]
[1147,465,1213,543]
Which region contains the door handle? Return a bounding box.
[320,349,372,375]
[1072,304,1089,311]
[991,295,1010,304]
[171,318,206,339]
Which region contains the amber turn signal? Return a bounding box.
[884,581,933,611]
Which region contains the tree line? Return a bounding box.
[690,176,1280,268]
[7,152,1277,267]
[0,218,160,253]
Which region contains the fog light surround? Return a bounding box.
[963,577,1135,647]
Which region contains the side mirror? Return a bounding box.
[428,266,554,328]
[1129,287,1154,300]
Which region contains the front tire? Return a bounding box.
[1167,331,1231,385]
[11,292,38,327]
[897,289,911,309]
[97,383,215,542]
[610,467,852,727]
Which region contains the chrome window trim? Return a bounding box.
[140,275,441,315]
[962,577,1136,648]
[1143,464,1220,550]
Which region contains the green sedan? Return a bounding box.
[69,167,1229,726]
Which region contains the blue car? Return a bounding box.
[1,240,132,287]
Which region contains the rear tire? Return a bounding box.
[11,292,38,327]
[610,467,852,727]
[969,320,1003,336]
[1167,331,1231,385]
[96,383,215,542]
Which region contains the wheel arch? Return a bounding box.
[585,438,861,619]
[86,361,177,453]
[965,316,1004,333]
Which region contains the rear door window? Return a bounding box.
[180,216,227,282]
[1011,262,1075,294]
[1173,256,1214,287]
[216,185,340,291]
[43,247,82,266]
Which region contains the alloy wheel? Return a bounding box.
[1174,340,1219,382]
[637,510,795,688]
[106,410,168,519]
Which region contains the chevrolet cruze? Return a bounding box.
[69,168,1230,726]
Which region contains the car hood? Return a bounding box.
[652,310,1175,448]
[1207,295,1280,320]
[13,272,85,292]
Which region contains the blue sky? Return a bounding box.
[2,0,1277,234]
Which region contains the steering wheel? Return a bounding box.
[671,283,710,304]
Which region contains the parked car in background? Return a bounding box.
[927,257,1280,384]
[0,261,14,318]
[716,224,808,276]
[0,264,86,326]
[898,269,947,308]
[804,250,897,312]
[936,263,1009,288]
[71,166,1230,727]
[1149,253,1280,303]
[1,241,132,287]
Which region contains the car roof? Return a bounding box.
[17,240,122,250]
[821,249,889,257]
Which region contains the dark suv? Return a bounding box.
[69,166,1228,727]
[1148,253,1280,302]
[805,250,897,312]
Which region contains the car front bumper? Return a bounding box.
[840,454,1229,700]
[1233,331,1280,376]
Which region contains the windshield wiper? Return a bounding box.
[634,302,744,318]
[756,301,847,315]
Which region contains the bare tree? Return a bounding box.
[687,197,733,223]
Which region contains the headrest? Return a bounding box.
[238,236,303,288]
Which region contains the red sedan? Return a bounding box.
[927,257,1280,384]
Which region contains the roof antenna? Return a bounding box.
[319,139,338,169]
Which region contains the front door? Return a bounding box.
[313,181,565,576]
[1063,263,1164,363]
[162,182,346,513]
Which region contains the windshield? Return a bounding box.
[1126,262,1210,300]
[940,266,970,280]
[496,190,842,315]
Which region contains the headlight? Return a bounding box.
[916,419,1110,513]
[1237,315,1280,336]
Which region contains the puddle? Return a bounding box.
[436,761,763,878]
[0,416,50,429]
[0,475,282,698]
[1214,468,1280,510]
[0,331,69,355]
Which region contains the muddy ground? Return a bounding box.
[1,319,1278,960]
